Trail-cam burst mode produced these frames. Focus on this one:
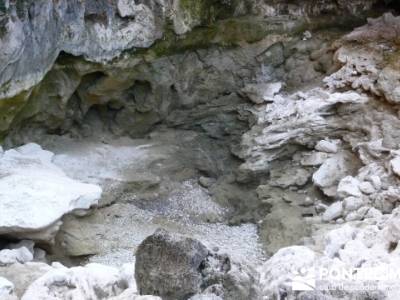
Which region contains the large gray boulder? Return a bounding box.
[135,229,260,300]
[135,229,209,300]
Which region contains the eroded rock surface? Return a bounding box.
[135,229,260,300]
[0,0,166,100]
[251,12,400,299]
[0,277,17,300]
[21,263,133,300]
[0,143,101,242]
[135,229,209,299]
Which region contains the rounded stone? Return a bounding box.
[135,229,209,300]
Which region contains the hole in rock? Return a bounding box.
[389,241,398,253]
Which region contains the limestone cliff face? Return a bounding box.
[0,0,253,100]
[0,0,386,138]
[0,0,167,99]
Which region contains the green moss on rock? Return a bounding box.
[178,0,212,24]
[384,49,400,68]
[141,17,274,60]
[0,90,31,135]
[177,0,241,28]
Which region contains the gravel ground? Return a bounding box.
[40,130,266,268]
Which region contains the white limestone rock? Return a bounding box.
[312,152,357,197]
[315,139,339,153]
[322,201,343,222]
[343,197,364,214]
[0,262,53,298]
[369,175,382,191]
[259,206,400,298]
[109,289,137,300]
[384,209,400,243]
[378,66,400,104]
[336,218,345,224]
[259,205,400,298]
[390,156,400,177]
[262,82,283,101]
[0,143,102,241]
[117,0,147,18]
[325,13,400,111]
[120,263,137,292]
[364,207,382,219]
[0,277,16,300]
[302,30,312,40]
[344,206,369,222]
[240,82,283,104]
[300,151,330,166]
[21,263,131,300]
[375,187,400,212]
[0,277,13,292]
[0,247,33,266]
[238,89,365,177]
[6,240,35,254]
[189,294,223,300]
[338,239,370,267]
[110,289,161,300]
[337,176,362,198]
[324,224,358,258]
[269,167,310,188]
[259,246,316,299]
[359,181,375,195]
